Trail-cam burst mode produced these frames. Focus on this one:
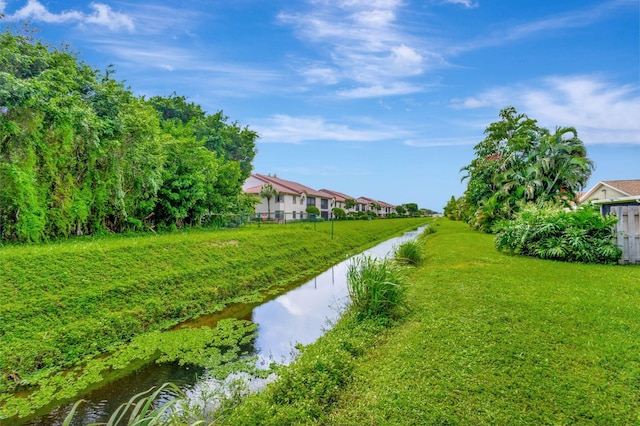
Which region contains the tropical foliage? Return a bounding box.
[259,183,278,219]
[459,107,594,232]
[494,203,621,263]
[0,27,257,242]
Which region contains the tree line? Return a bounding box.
[0,27,258,242]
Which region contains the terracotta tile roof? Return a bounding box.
[356,197,395,208]
[377,200,396,208]
[248,174,395,207]
[319,189,355,202]
[602,180,640,196]
[244,185,263,194]
[252,174,330,198]
[356,196,374,204]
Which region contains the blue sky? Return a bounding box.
[1,0,639,211]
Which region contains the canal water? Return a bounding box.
[22,226,426,425]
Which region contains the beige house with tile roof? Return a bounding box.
[244,174,335,220]
[579,179,640,265]
[318,189,357,214]
[356,196,396,217]
[578,180,640,204]
[244,174,397,220]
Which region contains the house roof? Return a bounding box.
[250,174,330,198]
[356,196,374,204]
[319,189,355,202]
[579,179,640,202]
[356,196,395,208]
[377,200,395,208]
[246,174,396,207]
[601,180,640,196]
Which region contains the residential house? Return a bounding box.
[356,196,397,217]
[318,189,358,215]
[377,200,396,217]
[244,173,398,220]
[243,174,334,220]
[578,180,640,205]
[579,179,640,264]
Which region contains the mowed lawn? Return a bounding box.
[324,219,639,425]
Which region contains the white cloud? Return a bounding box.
[279,0,437,97]
[442,0,478,8]
[454,0,634,53]
[255,114,411,144]
[451,75,640,145]
[7,0,83,23]
[2,0,134,32]
[404,137,478,147]
[336,82,424,99]
[300,65,340,85]
[84,3,134,32]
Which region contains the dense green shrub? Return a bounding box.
[494,203,621,263]
[331,207,346,220]
[306,206,320,216]
[347,256,407,320]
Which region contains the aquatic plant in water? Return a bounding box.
[0,319,258,420]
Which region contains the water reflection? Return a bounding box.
[22,225,425,425]
[252,260,350,366]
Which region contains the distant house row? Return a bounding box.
[243,173,396,220]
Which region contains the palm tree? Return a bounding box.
[519,127,593,204]
[259,183,278,220]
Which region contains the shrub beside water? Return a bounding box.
[394,240,423,266]
[347,256,407,321]
[494,203,622,264]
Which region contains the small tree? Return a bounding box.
[332,207,346,220]
[395,205,406,216]
[259,183,278,219]
[344,199,356,210]
[404,203,419,216]
[306,205,320,218]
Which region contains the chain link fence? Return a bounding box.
[207,212,325,229]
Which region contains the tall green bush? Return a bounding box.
[494,203,621,264]
[0,28,257,241]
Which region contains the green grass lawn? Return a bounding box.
[225,219,640,425]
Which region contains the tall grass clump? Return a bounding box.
[394,240,423,266]
[347,256,407,321]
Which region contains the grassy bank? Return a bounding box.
[222,219,640,425]
[0,218,429,402]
